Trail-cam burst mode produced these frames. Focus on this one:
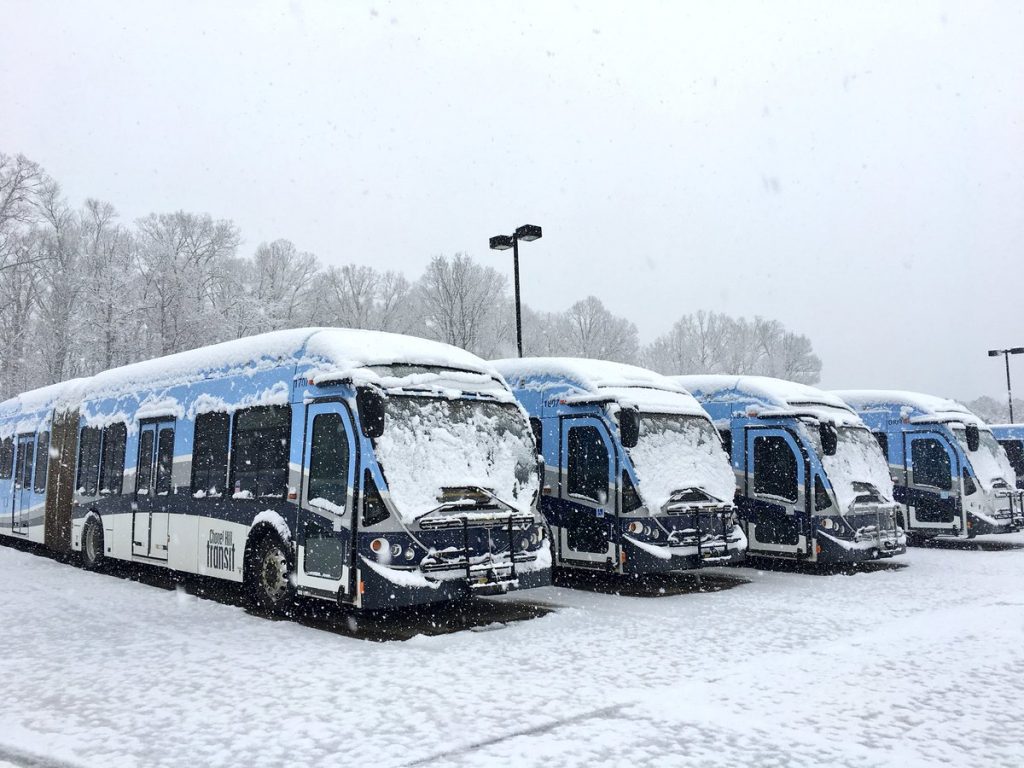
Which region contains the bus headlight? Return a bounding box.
[370,538,389,561]
[518,537,530,551]
[390,543,403,558]
[820,518,834,531]
[627,521,643,535]
[404,547,416,561]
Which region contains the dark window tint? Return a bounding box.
[0,437,13,479]
[719,429,732,458]
[753,435,798,501]
[362,470,390,526]
[621,470,642,512]
[999,439,1024,477]
[814,475,832,511]
[191,412,230,496]
[873,432,889,459]
[567,425,610,503]
[77,427,102,496]
[136,429,155,493]
[530,418,543,453]
[308,412,350,508]
[21,437,35,491]
[962,467,977,496]
[100,423,127,495]
[155,427,175,495]
[911,438,951,490]
[231,406,290,498]
[34,431,49,492]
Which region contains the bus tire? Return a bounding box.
[81,517,105,570]
[245,532,294,613]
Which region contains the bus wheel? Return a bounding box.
[81,517,105,570]
[245,533,294,612]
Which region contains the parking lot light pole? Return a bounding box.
[489,224,542,358]
[988,347,1024,423]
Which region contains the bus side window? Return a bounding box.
[1,437,14,479]
[191,412,230,497]
[100,423,127,495]
[231,405,291,499]
[872,432,889,459]
[530,418,543,454]
[308,412,349,508]
[76,427,102,496]
[567,425,609,504]
[34,431,50,492]
[753,435,798,502]
[719,428,732,457]
[911,438,951,490]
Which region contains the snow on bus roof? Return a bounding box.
[1,329,503,424]
[832,389,989,428]
[674,375,861,425]
[493,357,708,416]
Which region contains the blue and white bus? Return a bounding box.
[675,376,905,564]
[492,358,745,574]
[835,391,1022,539]
[0,328,550,610]
[990,425,1024,490]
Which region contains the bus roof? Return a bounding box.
[1,328,502,424]
[675,375,862,426]
[833,389,988,428]
[492,357,708,417]
[990,424,1024,439]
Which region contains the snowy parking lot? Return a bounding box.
[3,537,1023,768]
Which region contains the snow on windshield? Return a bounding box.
[819,426,895,511]
[955,428,1016,491]
[374,397,538,523]
[626,414,735,510]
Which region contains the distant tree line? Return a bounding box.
[0,151,822,400]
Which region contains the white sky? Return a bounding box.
[2,1,1022,401]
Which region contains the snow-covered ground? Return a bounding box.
[3,537,1023,768]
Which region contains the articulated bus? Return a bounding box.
[675,376,906,564]
[0,328,550,610]
[835,391,1022,540]
[990,425,1024,490]
[492,358,745,574]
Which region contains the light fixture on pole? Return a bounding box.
[489,224,542,358]
[987,347,1024,423]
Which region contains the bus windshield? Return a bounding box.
[953,427,1016,491]
[375,396,538,523]
[626,413,735,511]
[814,426,895,511]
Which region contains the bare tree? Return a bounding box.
[415,254,507,354]
[0,153,48,271]
[561,296,639,363]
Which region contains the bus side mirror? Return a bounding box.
[819,423,838,456]
[356,387,386,439]
[620,408,639,448]
[965,424,980,452]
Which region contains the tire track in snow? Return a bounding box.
[0,745,85,768]
[402,704,627,766]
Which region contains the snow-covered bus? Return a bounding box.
[675,376,906,564]
[990,424,1024,490]
[492,359,745,574]
[835,391,1022,539]
[0,328,550,610]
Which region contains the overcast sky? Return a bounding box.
[2,1,1022,401]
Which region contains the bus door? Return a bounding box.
[133,419,175,559]
[903,431,961,533]
[744,427,808,557]
[12,434,35,534]
[557,416,617,567]
[297,401,357,598]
